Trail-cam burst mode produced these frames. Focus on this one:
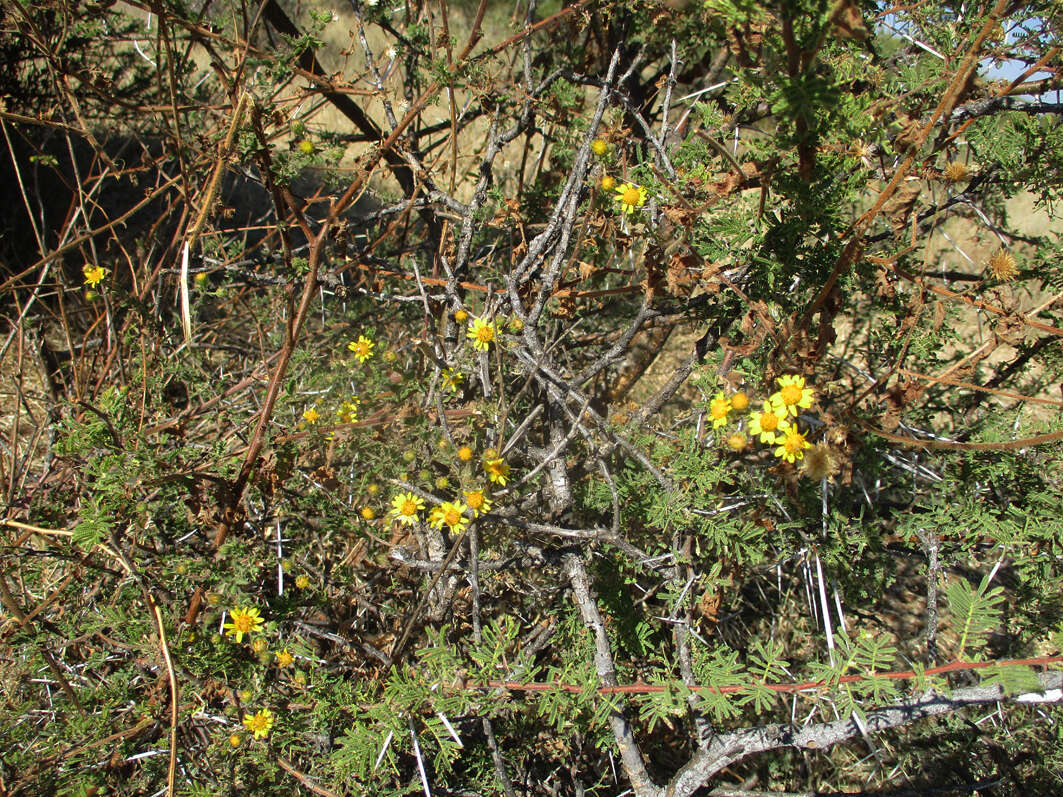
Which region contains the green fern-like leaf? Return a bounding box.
[981,663,1044,697]
[945,573,1006,658]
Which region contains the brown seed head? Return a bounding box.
[943,160,970,183]
[988,249,1018,281]
[801,444,840,482]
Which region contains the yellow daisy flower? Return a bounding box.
[429,500,470,533]
[336,397,360,424]
[347,335,375,363]
[709,392,731,428]
[730,391,749,411]
[774,426,812,463]
[769,374,815,417]
[224,606,265,644]
[454,308,469,323]
[457,445,474,462]
[600,175,616,191]
[614,182,648,214]
[276,648,295,668]
[83,264,107,287]
[302,407,320,424]
[748,402,788,445]
[467,318,496,351]
[484,457,511,486]
[242,708,274,739]
[389,492,425,526]
[441,368,464,393]
[462,489,492,517]
[298,139,314,155]
[591,138,609,156]
[294,575,310,589]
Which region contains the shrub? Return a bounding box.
[2,0,1062,794]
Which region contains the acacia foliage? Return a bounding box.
[2,0,1063,794]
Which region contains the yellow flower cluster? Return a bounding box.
[711,375,817,464]
[383,451,509,533]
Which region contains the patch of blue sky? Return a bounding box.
[876,9,1056,101]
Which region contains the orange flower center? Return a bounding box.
[400,499,418,516]
[476,325,494,343]
[234,615,253,633]
[761,412,778,431]
[444,509,461,526]
[710,400,729,419]
[466,493,484,510]
[622,187,641,205]
[780,385,802,405]
[784,432,805,454]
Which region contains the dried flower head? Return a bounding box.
[801,444,840,481]
[943,160,970,182]
[987,249,1018,281]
